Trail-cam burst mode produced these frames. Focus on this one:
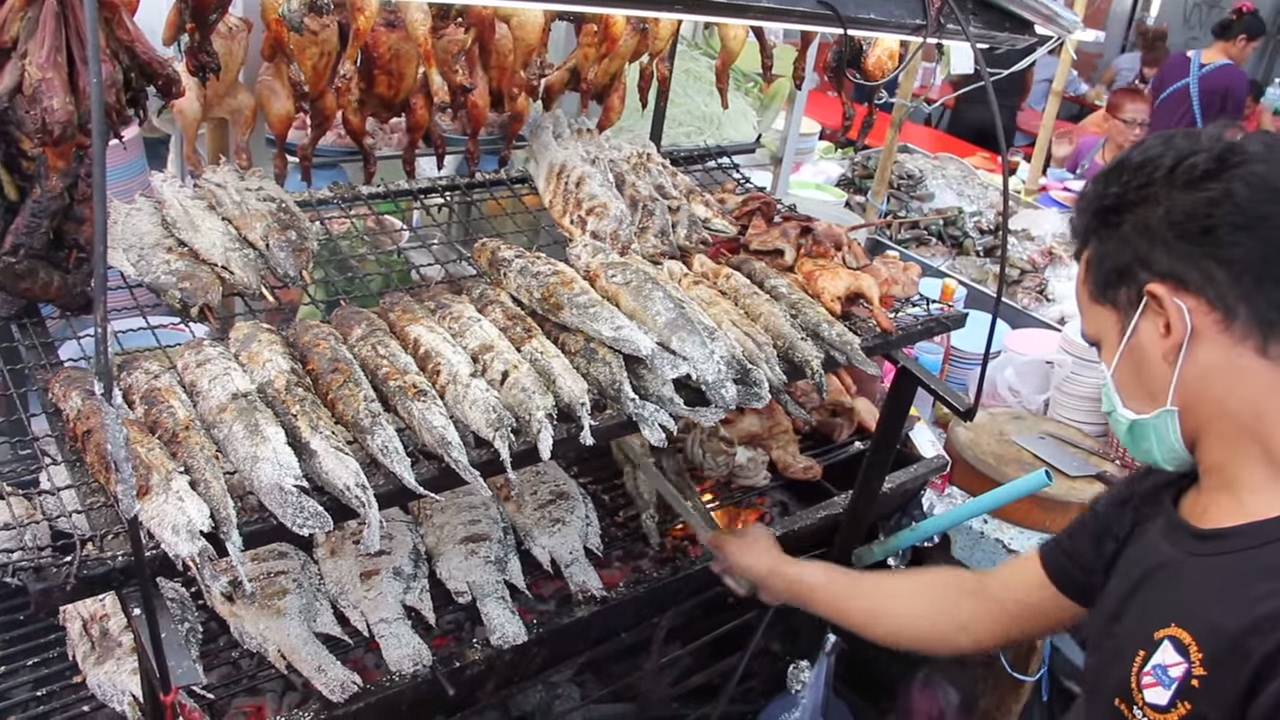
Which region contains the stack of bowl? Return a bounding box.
[945,309,1011,395]
[105,123,151,200]
[1048,320,1108,436]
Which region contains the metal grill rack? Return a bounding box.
[0,146,964,596]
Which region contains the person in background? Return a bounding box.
[706,128,1280,719]
[1051,88,1152,179]
[1149,3,1267,131]
[1242,79,1276,132]
[945,44,1037,154]
[1013,46,1098,145]
[1095,24,1170,92]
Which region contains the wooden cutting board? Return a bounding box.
[946,408,1112,533]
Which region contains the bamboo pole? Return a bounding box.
[1024,0,1089,195]
[863,43,924,223]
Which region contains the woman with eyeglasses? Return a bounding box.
[1148,3,1267,131]
[1051,88,1151,180]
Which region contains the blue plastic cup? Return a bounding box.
[914,341,945,375]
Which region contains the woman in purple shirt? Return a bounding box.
[1052,88,1152,180]
[1148,3,1267,131]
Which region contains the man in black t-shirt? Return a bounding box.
[706,129,1280,718]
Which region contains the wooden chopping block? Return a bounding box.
[945,408,1110,533]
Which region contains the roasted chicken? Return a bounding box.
[714,24,748,110]
[860,254,923,300]
[750,26,775,84]
[161,0,233,84]
[335,0,379,102]
[168,13,256,176]
[794,31,817,90]
[794,251,895,334]
[720,401,823,482]
[637,18,679,112]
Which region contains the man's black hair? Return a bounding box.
[1073,129,1280,349]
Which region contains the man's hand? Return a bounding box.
[704,523,792,605]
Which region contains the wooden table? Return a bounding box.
[1015,107,1077,138]
[806,92,993,161]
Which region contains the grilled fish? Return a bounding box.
[200,543,363,703]
[624,355,726,427]
[230,321,383,551]
[568,128,676,261]
[314,508,435,674]
[567,240,740,408]
[688,254,827,395]
[725,255,880,377]
[611,435,660,547]
[411,487,529,648]
[604,136,737,235]
[117,354,246,581]
[538,319,676,447]
[288,320,428,497]
[173,339,333,536]
[330,305,485,492]
[472,238,686,379]
[379,292,516,479]
[106,196,223,317]
[197,163,317,284]
[489,461,604,598]
[524,110,634,253]
[416,288,557,461]
[458,281,595,446]
[150,171,266,297]
[48,367,216,570]
[60,590,204,720]
[661,261,810,421]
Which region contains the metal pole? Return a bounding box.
[1024,0,1090,195]
[771,36,819,198]
[648,30,680,149]
[862,42,924,224]
[83,0,175,705]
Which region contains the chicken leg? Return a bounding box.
[750,26,775,84]
[714,24,748,111]
[637,18,678,111]
[794,31,817,90]
[335,0,378,104]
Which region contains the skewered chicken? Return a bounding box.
[257,0,339,185]
[167,12,255,176]
[720,401,823,481]
[714,24,748,110]
[161,0,233,84]
[860,253,923,300]
[794,253,895,334]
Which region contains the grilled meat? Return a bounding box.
[173,339,333,536]
[721,401,822,481]
[472,238,685,379]
[378,292,516,479]
[688,254,826,395]
[458,281,594,445]
[794,31,817,90]
[713,24,748,110]
[794,254,894,333]
[106,196,223,317]
[860,254,923,301]
[314,508,435,674]
[230,321,383,551]
[411,487,529,648]
[48,367,216,571]
[200,543,363,703]
[637,18,679,112]
[726,255,880,376]
[161,0,233,84]
[624,356,724,427]
[150,171,265,297]
[166,11,256,176]
[287,320,425,496]
[489,461,604,598]
[416,288,557,462]
[197,163,317,284]
[537,319,675,447]
[751,26,776,84]
[117,354,245,582]
[682,420,772,488]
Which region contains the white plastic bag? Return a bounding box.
[969,352,1055,414]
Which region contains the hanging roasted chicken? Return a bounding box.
[168,12,257,176]
[825,36,901,149]
[161,0,234,84]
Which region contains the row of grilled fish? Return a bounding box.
[525,110,737,263]
[105,165,317,318]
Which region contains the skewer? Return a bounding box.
[260,284,277,304]
[843,210,961,233]
[202,306,217,326]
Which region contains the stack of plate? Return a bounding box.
[945,309,1011,395]
[1048,320,1108,436]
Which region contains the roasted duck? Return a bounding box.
[167,12,257,176]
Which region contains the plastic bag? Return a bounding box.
[969,352,1055,415]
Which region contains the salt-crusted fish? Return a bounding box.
[330,305,485,492]
[197,163,316,284]
[229,321,383,552]
[379,292,516,479]
[567,240,739,408]
[60,588,205,720]
[106,196,222,317]
[314,508,435,674]
[524,110,634,254]
[568,128,676,261]
[118,354,246,580]
[624,356,725,427]
[411,487,529,648]
[538,319,676,447]
[48,367,216,571]
[604,135,737,235]
[725,255,881,377]
[688,254,827,395]
[611,435,660,547]
[0,493,51,564]
[415,288,557,461]
[173,339,333,536]
[287,320,427,497]
[200,543,362,703]
[489,461,604,598]
[459,281,595,445]
[150,171,267,297]
[661,261,811,421]
[472,238,686,379]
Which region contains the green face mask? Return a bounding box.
[1100,297,1195,472]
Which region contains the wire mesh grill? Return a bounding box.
[0,146,962,587]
